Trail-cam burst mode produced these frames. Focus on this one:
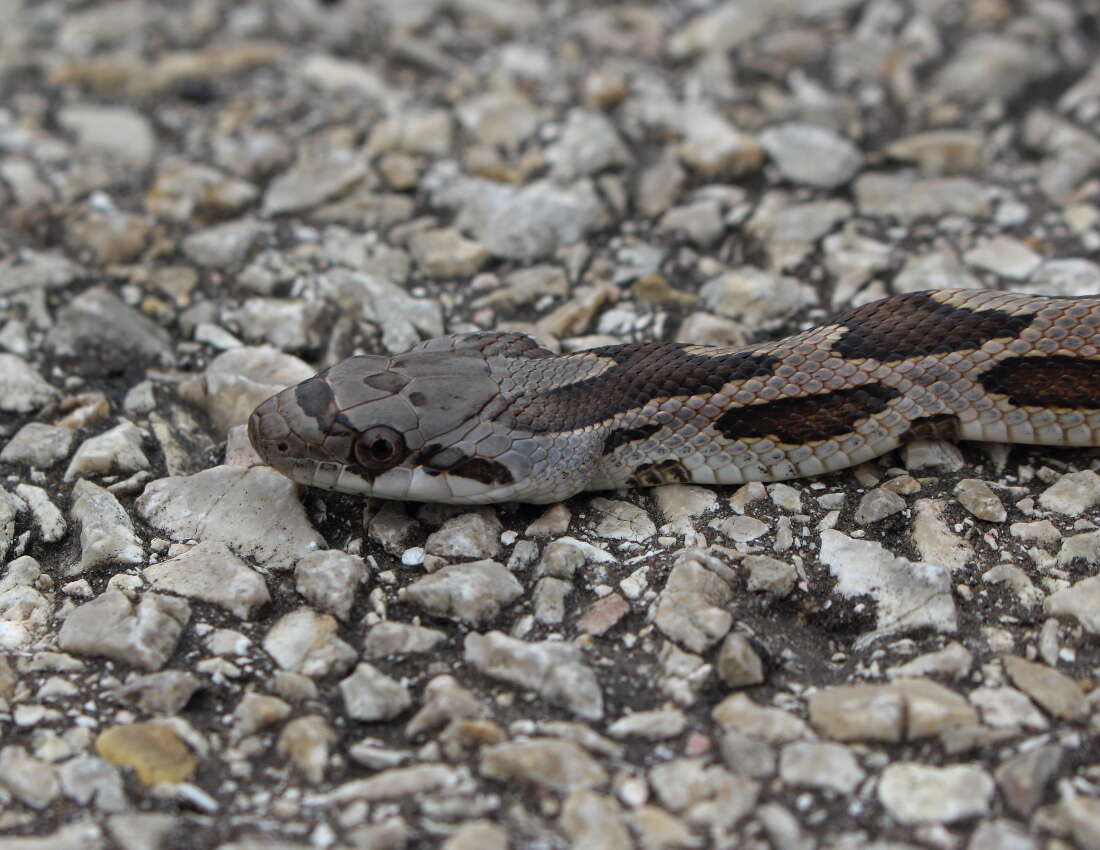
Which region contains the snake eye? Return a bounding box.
[353,426,406,470]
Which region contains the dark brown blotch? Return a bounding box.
[628,459,691,487]
[408,391,428,407]
[295,375,336,419]
[979,355,1100,409]
[602,423,663,456]
[508,344,781,432]
[833,292,1035,362]
[907,413,960,441]
[715,384,901,444]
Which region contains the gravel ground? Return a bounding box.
[2,1,1100,848]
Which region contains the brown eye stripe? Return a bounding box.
[508,344,780,432]
[414,443,515,485]
[979,355,1100,409]
[715,384,901,444]
[449,457,515,485]
[833,292,1036,362]
[416,443,465,472]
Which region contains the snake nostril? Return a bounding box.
[276,442,289,454]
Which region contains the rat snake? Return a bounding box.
[248,288,1100,504]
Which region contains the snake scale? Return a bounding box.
[248,289,1100,504]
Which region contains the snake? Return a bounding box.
[247,288,1100,504]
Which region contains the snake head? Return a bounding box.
[247,350,537,503]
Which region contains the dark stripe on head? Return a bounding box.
[507,343,780,432]
[414,445,515,485]
[364,371,410,394]
[296,374,359,439]
[833,292,1035,362]
[602,423,663,456]
[716,384,901,444]
[295,374,336,419]
[628,459,691,487]
[979,355,1100,409]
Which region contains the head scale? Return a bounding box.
[247,351,533,503]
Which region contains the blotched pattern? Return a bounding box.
[249,289,1100,504]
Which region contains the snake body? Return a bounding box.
[248,289,1100,504]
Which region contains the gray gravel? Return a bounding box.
[2,1,1100,848]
